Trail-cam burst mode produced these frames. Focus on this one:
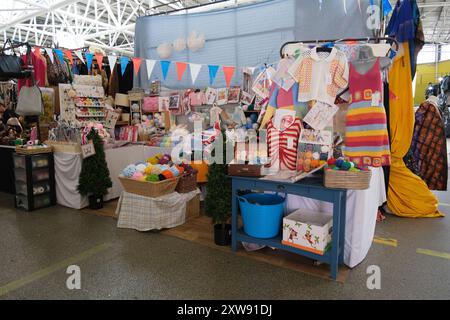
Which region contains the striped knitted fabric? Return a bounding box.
[343,58,391,167]
[267,118,302,170]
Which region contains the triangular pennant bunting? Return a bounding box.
[120,56,130,76]
[189,63,202,84]
[108,55,117,72]
[64,50,73,65]
[74,50,85,64]
[45,48,54,64]
[85,52,94,71]
[382,0,392,16]
[95,53,104,70]
[160,60,171,81]
[175,62,188,81]
[132,57,142,76]
[222,66,235,87]
[208,65,219,85]
[146,59,156,80]
[54,49,64,64]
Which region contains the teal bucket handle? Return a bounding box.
[238,196,259,205]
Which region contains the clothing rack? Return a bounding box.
[279,36,399,58]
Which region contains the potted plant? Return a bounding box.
[77,128,112,209]
[204,131,232,246]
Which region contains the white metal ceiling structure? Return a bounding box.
[0,0,448,55]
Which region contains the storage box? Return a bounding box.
[282,209,333,255]
[228,162,263,177]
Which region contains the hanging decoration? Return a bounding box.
[382,0,393,16]
[85,52,94,71]
[189,63,202,84]
[160,60,171,80]
[45,48,54,64]
[132,57,142,76]
[54,49,64,64]
[95,53,104,70]
[107,55,118,72]
[120,56,130,76]
[64,49,73,65]
[175,62,188,81]
[222,66,235,87]
[74,50,85,64]
[208,65,219,85]
[146,59,156,80]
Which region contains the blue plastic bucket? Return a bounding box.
[238,193,285,239]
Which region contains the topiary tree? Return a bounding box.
[204,130,232,224]
[77,128,112,197]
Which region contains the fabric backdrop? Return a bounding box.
[134,0,375,89]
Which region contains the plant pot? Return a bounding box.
[88,194,103,210]
[214,223,231,246]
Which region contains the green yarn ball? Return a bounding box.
[146,174,160,182]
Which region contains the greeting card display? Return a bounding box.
[169,94,180,109]
[205,87,217,105]
[240,91,255,105]
[227,87,241,104]
[216,88,228,105]
[159,97,170,111]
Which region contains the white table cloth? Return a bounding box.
[286,167,386,268]
[54,145,174,209]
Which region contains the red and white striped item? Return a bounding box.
[267,118,301,170]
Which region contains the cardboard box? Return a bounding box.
[282,209,333,255]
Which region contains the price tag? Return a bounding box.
[81,140,96,159]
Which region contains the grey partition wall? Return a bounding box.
[134,0,376,89]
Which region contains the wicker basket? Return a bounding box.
[176,172,198,193]
[44,140,81,153]
[324,169,372,190]
[118,176,180,197]
[15,146,53,155]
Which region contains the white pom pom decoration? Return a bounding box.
[173,38,186,52]
[187,31,205,52]
[157,43,173,59]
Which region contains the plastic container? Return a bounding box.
[238,193,285,239]
[15,181,50,196]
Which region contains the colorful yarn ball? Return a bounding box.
[321,145,330,153]
[136,164,147,173]
[122,165,136,178]
[145,165,153,175]
[335,158,344,167]
[341,161,351,171]
[158,154,171,165]
[311,159,320,168]
[319,160,327,166]
[169,166,181,177]
[131,172,144,181]
[312,152,320,160]
[349,167,359,172]
[327,158,336,165]
[305,151,313,159]
[146,174,160,182]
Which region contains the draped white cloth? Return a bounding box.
[286,167,386,268]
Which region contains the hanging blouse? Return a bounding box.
[288,47,349,105]
[267,117,301,171]
[343,58,391,167]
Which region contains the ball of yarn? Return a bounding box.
[335,158,344,167]
[311,159,320,168]
[319,160,327,166]
[312,152,320,160]
[136,164,147,173]
[158,154,171,165]
[349,162,355,168]
[305,151,313,159]
[160,169,174,180]
[145,165,153,175]
[349,167,359,172]
[327,158,336,165]
[131,172,144,181]
[146,174,160,182]
[158,174,167,181]
[321,145,330,153]
[169,166,181,177]
[341,161,351,171]
[122,165,136,178]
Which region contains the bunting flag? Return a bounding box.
[45,48,54,64]
[189,63,202,84]
[175,62,188,81]
[120,56,130,76]
[74,50,85,64]
[95,53,104,70]
[54,49,64,64]
[208,65,219,85]
[222,66,235,87]
[85,52,94,71]
[146,59,156,80]
[160,60,171,81]
[382,0,392,16]
[64,49,73,65]
[108,55,117,72]
[132,57,142,76]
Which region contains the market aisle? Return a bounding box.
[1,190,450,300]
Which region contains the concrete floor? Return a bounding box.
[1,145,449,300]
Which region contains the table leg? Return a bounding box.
[231,180,238,252]
[339,192,347,265]
[331,193,342,280]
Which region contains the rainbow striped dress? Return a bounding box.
[343,58,391,167]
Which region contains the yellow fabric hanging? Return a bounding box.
[387,42,443,218]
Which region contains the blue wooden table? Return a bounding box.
[230,176,347,280]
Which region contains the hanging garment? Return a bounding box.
[387,42,443,218]
[406,100,448,190]
[118,61,133,94]
[18,51,47,91]
[260,82,309,129]
[288,47,349,105]
[267,117,301,171]
[343,58,391,167]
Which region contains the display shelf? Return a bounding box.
[76,114,106,118]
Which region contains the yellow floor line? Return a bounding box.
[373,237,398,247]
[416,248,450,260]
[0,242,111,297]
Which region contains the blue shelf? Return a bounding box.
[236,229,331,263]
